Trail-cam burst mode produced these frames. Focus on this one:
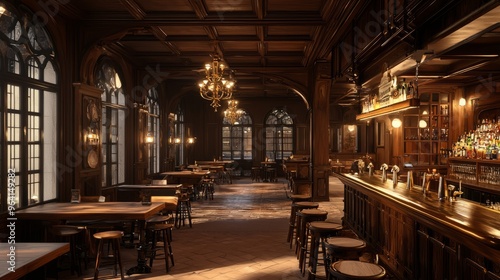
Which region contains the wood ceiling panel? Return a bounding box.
[215,26,257,36]
[267,26,315,36]
[139,0,194,12]
[173,41,213,52]
[267,0,324,12]
[158,26,208,36]
[71,0,130,12]
[267,41,307,52]
[205,0,254,12]
[221,41,259,52]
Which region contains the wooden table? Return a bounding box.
[15,202,165,275]
[0,242,69,280]
[117,184,181,201]
[160,171,209,185]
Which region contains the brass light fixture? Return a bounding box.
[224,99,242,125]
[199,54,236,112]
[145,132,154,144]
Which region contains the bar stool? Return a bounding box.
[324,236,367,278]
[146,221,175,272]
[175,195,192,228]
[328,260,386,280]
[306,221,343,280]
[289,194,311,202]
[93,231,124,280]
[200,178,215,200]
[251,167,261,182]
[296,209,328,273]
[50,225,86,276]
[287,201,318,247]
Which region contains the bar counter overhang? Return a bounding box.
[336,173,500,280]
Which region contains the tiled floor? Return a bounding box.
[61,175,345,280]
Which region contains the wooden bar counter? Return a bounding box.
[336,173,500,280]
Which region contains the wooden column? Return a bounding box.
[312,63,331,201]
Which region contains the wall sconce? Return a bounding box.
[459,97,466,107]
[391,118,402,128]
[174,138,181,144]
[186,137,196,144]
[145,132,154,144]
[86,128,99,146]
[347,125,356,132]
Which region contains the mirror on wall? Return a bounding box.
[329,124,359,153]
[342,125,358,153]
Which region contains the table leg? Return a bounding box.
[126,219,151,275]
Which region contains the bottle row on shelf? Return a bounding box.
[452,118,500,160]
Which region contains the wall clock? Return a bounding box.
[87,148,99,169]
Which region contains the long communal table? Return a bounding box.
[15,202,165,275]
[0,242,69,280]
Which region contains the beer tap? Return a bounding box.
[381,163,388,182]
[368,162,374,177]
[391,165,400,188]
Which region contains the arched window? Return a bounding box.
[147,86,160,173]
[222,110,252,160]
[0,4,58,210]
[95,59,126,187]
[265,108,294,160]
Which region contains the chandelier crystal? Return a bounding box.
[224,99,242,125]
[198,54,236,111]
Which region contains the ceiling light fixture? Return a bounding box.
[224,99,242,125]
[199,54,236,112]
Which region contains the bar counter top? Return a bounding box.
[336,173,500,250]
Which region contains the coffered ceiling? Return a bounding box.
[58,0,500,107]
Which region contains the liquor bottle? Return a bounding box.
[491,144,498,160]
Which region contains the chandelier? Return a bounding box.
[198,54,236,111]
[224,99,242,125]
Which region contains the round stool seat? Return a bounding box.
[324,237,366,261]
[294,201,319,208]
[147,214,172,224]
[93,230,123,240]
[290,194,311,202]
[299,208,328,217]
[330,260,386,280]
[309,221,343,233]
[151,222,174,231]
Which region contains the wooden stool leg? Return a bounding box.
[94,240,104,280]
[162,229,170,272]
[113,239,124,280]
[167,229,175,266]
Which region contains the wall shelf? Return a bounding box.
[356,98,420,121]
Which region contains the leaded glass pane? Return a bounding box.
[44,60,57,83]
[7,84,20,110]
[7,144,21,172]
[7,112,21,141]
[28,88,40,113]
[28,143,40,170]
[6,49,21,74]
[28,122,41,150]
[27,57,40,79]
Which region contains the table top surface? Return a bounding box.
[161,171,210,177]
[118,184,181,189]
[0,242,70,280]
[15,201,165,221]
